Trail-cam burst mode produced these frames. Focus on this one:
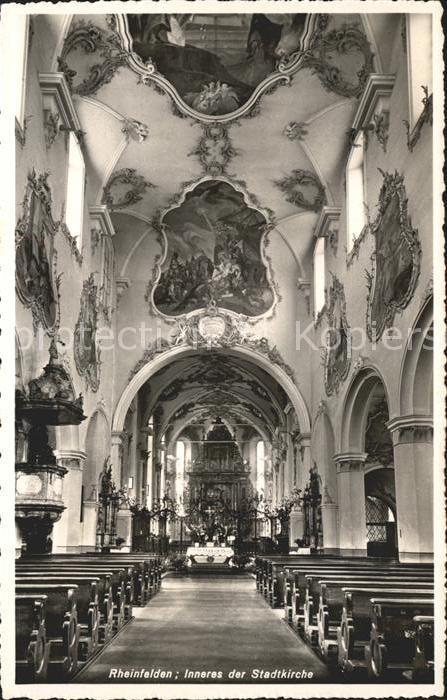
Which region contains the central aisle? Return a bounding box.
[76,573,330,684]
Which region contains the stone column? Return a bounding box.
[320,486,339,554]
[334,453,368,557]
[387,415,433,563]
[288,433,311,546]
[110,431,124,486]
[52,450,86,553]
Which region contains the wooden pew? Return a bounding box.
[17,574,100,660]
[16,583,79,680]
[264,556,432,608]
[338,589,433,674]
[315,576,433,659]
[17,563,128,630]
[365,598,434,680]
[286,565,432,632]
[16,594,50,682]
[302,568,433,656]
[17,566,114,643]
[411,615,435,681]
[23,555,153,606]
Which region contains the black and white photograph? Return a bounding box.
[0,1,445,698]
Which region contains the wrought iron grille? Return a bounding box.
[365,496,388,542]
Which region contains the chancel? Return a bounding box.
[5,3,443,697]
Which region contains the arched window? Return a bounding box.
[65,131,85,250]
[313,237,326,315]
[406,14,432,129]
[12,14,29,128]
[346,130,366,253]
[256,440,265,495]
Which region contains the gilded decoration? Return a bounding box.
[58,14,372,122]
[274,169,326,212]
[74,274,101,392]
[190,123,238,176]
[123,13,315,118]
[102,167,155,210]
[403,86,433,152]
[129,300,296,384]
[151,179,276,318]
[283,121,308,141]
[121,117,150,143]
[323,276,351,396]
[58,19,129,96]
[301,20,374,99]
[366,170,421,342]
[15,171,60,335]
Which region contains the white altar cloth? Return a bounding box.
[186,545,234,565]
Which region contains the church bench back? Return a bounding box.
[15,583,79,679]
[366,598,434,679]
[16,594,50,683]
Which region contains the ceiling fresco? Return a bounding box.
[125,13,309,116]
[153,180,274,317]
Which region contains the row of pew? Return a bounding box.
[256,555,434,681]
[15,552,162,683]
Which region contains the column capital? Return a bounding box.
[387,414,433,445]
[54,449,86,470]
[334,452,368,473]
[111,430,125,446]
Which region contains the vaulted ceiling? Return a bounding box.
[59,11,382,270]
[55,11,397,441]
[136,351,291,444]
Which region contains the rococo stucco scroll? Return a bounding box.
[323,276,351,396]
[58,14,373,123]
[15,170,60,335]
[74,274,101,392]
[129,299,296,385]
[366,170,421,342]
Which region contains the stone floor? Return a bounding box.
[75,573,331,684]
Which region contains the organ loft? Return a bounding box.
[3,3,443,697]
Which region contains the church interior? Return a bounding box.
[8,6,441,692]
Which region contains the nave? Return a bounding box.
[76,573,330,684]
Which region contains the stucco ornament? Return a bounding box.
[274,169,326,212]
[74,274,101,392]
[323,276,351,396]
[366,170,421,342]
[15,170,60,335]
[102,168,155,210]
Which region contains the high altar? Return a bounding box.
[184,418,253,555]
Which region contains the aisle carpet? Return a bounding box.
[75,573,330,684]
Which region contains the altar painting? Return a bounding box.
[127,13,307,115]
[153,180,274,317]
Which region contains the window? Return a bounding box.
[65,132,85,248]
[313,237,326,315]
[12,14,29,126]
[346,130,366,253]
[406,14,432,128]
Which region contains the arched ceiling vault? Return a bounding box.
[59,11,381,274]
[138,352,290,443]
